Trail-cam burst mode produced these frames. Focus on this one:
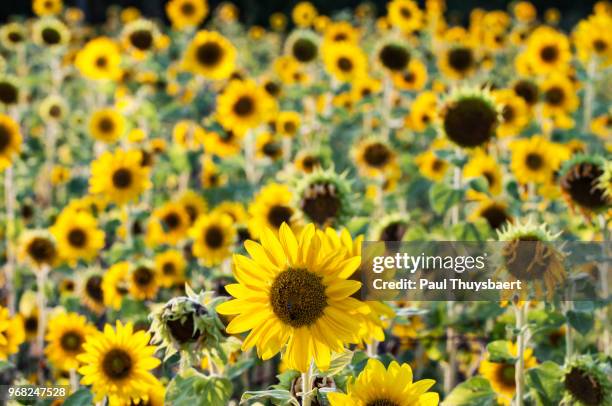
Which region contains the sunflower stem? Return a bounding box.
[514,303,527,406]
[581,58,597,133]
[598,215,610,356]
[300,363,314,406]
[36,265,49,384]
[3,166,16,315]
[282,136,292,163]
[244,130,258,184]
[564,284,575,363]
[69,368,79,393]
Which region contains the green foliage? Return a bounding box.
[166,369,233,406]
[442,377,498,406]
[526,361,564,406]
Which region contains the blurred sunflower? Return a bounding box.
[376,38,411,72]
[415,150,448,181]
[322,42,367,83]
[121,19,159,58]
[0,23,26,50]
[0,114,22,171]
[0,309,24,360]
[438,45,477,80]
[201,129,243,158]
[166,0,208,30]
[177,190,208,224]
[50,209,105,264]
[103,262,129,310]
[323,21,359,44]
[33,18,70,48]
[463,149,503,195]
[216,79,275,133]
[292,2,317,28]
[45,312,96,371]
[75,37,122,81]
[540,73,578,128]
[129,263,159,300]
[387,0,424,34]
[189,212,235,266]
[147,202,191,246]
[248,183,297,237]
[275,111,301,137]
[19,231,58,269]
[493,89,529,137]
[33,0,62,16]
[525,26,571,74]
[39,95,68,122]
[509,136,558,184]
[154,250,186,287]
[393,58,427,91]
[255,132,282,161]
[286,30,320,64]
[353,137,397,178]
[89,107,125,143]
[409,91,438,131]
[469,199,512,230]
[81,272,105,315]
[183,30,236,80]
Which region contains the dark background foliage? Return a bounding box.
[0,0,600,29]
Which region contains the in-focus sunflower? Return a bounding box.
[89,107,125,143]
[19,231,58,269]
[493,89,529,137]
[248,183,297,238]
[376,38,411,72]
[285,30,320,64]
[89,149,151,205]
[75,37,122,81]
[438,45,477,80]
[327,358,439,405]
[189,212,235,266]
[0,114,22,171]
[78,321,161,405]
[525,26,571,74]
[415,150,449,181]
[0,310,24,360]
[463,149,503,195]
[102,262,129,310]
[33,0,62,16]
[45,312,96,371]
[50,209,105,264]
[33,18,70,48]
[387,0,424,34]
[353,137,397,178]
[292,2,317,28]
[393,58,427,91]
[183,30,236,80]
[440,87,499,148]
[216,79,275,134]
[147,202,191,246]
[166,0,208,30]
[129,263,159,300]
[217,223,366,372]
[322,42,367,83]
[510,136,562,184]
[154,250,186,288]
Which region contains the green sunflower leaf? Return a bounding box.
[63,388,93,406]
[240,389,300,406]
[441,376,497,406]
[566,310,594,335]
[486,340,517,363]
[429,182,464,215]
[525,361,564,406]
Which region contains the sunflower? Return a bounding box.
[81,272,105,315]
[147,202,191,246]
[45,312,96,371]
[415,150,449,181]
[510,136,564,185]
[376,38,411,72]
[327,358,439,405]
[292,2,317,28]
[387,0,424,34]
[189,212,235,266]
[129,263,159,300]
[39,95,68,122]
[440,87,499,148]
[408,91,438,132]
[479,342,537,405]
[469,199,512,230]
[172,120,205,150]
[323,21,359,45]
[89,149,151,205]
[183,30,236,80]
[89,107,125,143]
[75,37,122,81]
[285,30,320,64]
[274,55,308,85]
[0,23,27,50]
[590,113,612,138]
[0,76,20,106]
[511,79,539,108]
[275,111,301,138]
[200,155,227,187]
[255,132,282,161]
[248,183,298,238]
[103,262,130,310]
[50,209,105,264]
[0,310,24,360]
[492,89,529,137]
[350,75,382,102]
[178,190,208,224]
[201,129,243,158]
[78,321,161,405]
[33,18,70,48]
[33,0,62,16]
[0,114,22,171]
[19,295,40,342]
[393,58,427,91]
[322,42,367,83]
[463,149,503,195]
[121,19,159,58]
[369,213,411,241]
[216,79,275,134]
[438,45,477,80]
[353,137,397,178]
[154,250,186,288]
[19,231,58,269]
[166,0,208,30]
[217,223,366,371]
[563,356,612,406]
[573,13,612,67]
[540,73,579,128]
[559,155,610,213]
[525,26,571,74]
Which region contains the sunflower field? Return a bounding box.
[0,0,610,405]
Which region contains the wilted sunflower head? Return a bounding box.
[285,29,320,64]
[441,87,499,148]
[563,356,611,406]
[559,155,610,213]
[149,285,226,362]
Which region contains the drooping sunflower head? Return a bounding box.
[188,212,236,266]
[166,0,208,30]
[562,356,611,406]
[559,155,610,213]
[45,312,96,371]
[292,167,354,228]
[353,137,397,177]
[285,29,320,64]
[440,86,499,148]
[0,76,20,106]
[121,19,159,57]
[149,285,225,362]
[0,113,22,171]
[183,30,236,80]
[376,37,411,72]
[33,17,70,48]
[77,321,161,405]
[0,23,27,50]
[19,230,58,269]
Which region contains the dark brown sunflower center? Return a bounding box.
[262,141,281,157]
[403,71,415,83]
[0,82,18,105]
[564,367,604,406]
[0,124,12,152]
[443,97,497,147]
[67,228,87,248]
[204,226,224,248]
[560,162,607,210]
[98,116,115,133]
[283,121,297,134]
[162,262,176,275]
[41,28,61,45]
[502,105,515,122]
[497,363,516,386]
[593,39,607,53]
[367,400,400,406]
[544,87,565,106]
[267,205,293,228]
[196,41,223,66]
[379,44,410,71]
[483,171,496,187]
[364,143,391,167]
[301,156,318,171]
[112,168,133,189]
[181,2,196,16]
[480,205,510,230]
[291,38,318,63]
[8,31,23,43]
[24,316,38,332]
[400,6,412,17]
[539,45,559,63]
[513,80,539,105]
[264,81,280,96]
[86,275,104,302]
[95,56,108,68]
[502,239,557,280]
[448,47,474,72]
[184,205,198,222]
[301,183,341,226]
[233,96,255,116]
[431,158,445,172]
[60,331,84,352]
[333,33,348,41]
[270,268,327,328]
[163,212,181,230]
[380,221,407,241]
[167,309,205,344]
[27,237,56,263]
[49,104,62,118]
[337,56,353,72]
[129,29,153,51]
[525,153,543,170]
[102,348,133,380]
[133,266,153,287]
